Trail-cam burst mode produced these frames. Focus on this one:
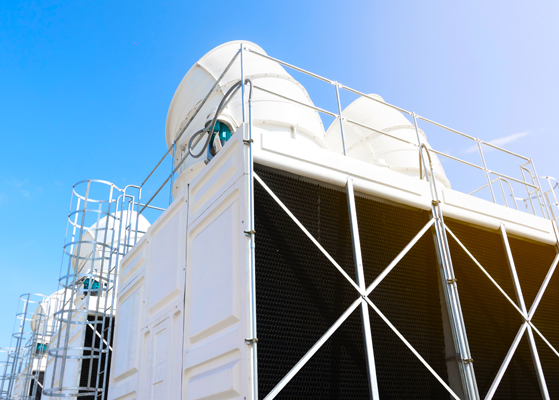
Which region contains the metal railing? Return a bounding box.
[31,43,557,400]
[133,44,555,226]
[541,176,559,221]
[44,180,154,399]
[143,43,556,400]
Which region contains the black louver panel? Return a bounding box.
[78,316,114,400]
[28,371,44,400]
[254,165,449,399]
[445,219,559,399]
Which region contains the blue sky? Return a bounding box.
[1,0,559,346]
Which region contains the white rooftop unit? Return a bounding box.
[102,41,559,400]
[8,41,558,400]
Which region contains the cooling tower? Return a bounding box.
[6,41,557,400]
[104,41,559,400]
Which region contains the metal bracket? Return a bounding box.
[446,278,458,284]
[432,200,441,206]
[462,358,474,364]
[244,230,256,236]
[243,139,254,144]
[245,338,258,345]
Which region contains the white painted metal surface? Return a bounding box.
[102,41,559,400]
[108,133,250,400]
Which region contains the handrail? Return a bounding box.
[131,43,553,224]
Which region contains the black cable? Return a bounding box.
[187,79,253,159]
[188,80,241,158]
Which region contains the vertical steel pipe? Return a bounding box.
[347,177,380,400]
[413,114,480,400]
[241,43,259,400]
[476,139,497,204]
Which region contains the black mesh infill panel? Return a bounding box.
[78,316,114,400]
[356,196,450,400]
[255,166,368,399]
[444,219,558,399]
[254,165,449,399]
[28,371,44,400]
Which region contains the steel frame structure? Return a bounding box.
[2,293,51,400]
[251,118,559,399]
[45,180,148,399]
[54,43,559,399]
[158,44,559,399]
[0,348,14,400]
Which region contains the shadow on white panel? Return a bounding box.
[113,281,143,382]
[184,350,242,400]
[188,196,241,344]
[148,199,186,314]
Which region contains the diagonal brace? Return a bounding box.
[254,172,362,294]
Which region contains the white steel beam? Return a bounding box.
[365,218,435,296]
[253,172,362,294]
[484,323,528,400]
[445,226,524,318]
[347,177,380,400]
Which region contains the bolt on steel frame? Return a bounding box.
[118,44,559,399]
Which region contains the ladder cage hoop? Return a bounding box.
[45,179,139,400]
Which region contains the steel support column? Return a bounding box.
[413,113,480,400]
[241,43,259,400]
[347,177,380,400]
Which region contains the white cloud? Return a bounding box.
[464,131,530,153]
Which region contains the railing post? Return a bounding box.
[529,159,551,219]
[241,45,246,124]
[346,177,381,400]
[241,43,259,400]
[497,178,509,208]
[334,82,347,156]
[476,138,497,204]
[170,141,176,204]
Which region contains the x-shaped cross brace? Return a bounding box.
[446,224,559,400]
[254,172,462,400]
